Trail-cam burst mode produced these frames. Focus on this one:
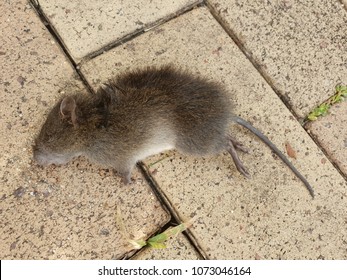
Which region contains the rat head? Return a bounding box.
[33,96,86,166]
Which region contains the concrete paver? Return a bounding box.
[306,103,347,176]
[208,0,347,118]
[38,0,200,62]
[2,0,347,260]
[81,7,347,259]
[0,0,170,259]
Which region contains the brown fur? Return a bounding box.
[33,65,232,182]
[33,65,314,197]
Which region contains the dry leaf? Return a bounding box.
[285,141,297,159]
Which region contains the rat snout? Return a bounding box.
[32,144,72,166]
[33,150,53,166]
[32,145,53,166]
[32,144,46,165]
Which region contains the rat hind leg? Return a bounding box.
[227,135,250,178]
[228,134,249,154]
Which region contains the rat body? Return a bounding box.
[33,65,314,197]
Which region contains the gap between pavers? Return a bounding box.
[1,0,170,259]
[80,6,347,259]
[306,102,347,177]
[207,0,347,119]
[36,0,201,62]
[206,0,347,199]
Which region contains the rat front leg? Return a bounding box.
[227,138,250,178]
[118,170,132,184]
[114,163,135,185]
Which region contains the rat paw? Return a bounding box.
[121,176,134,185]
[117,171,133,185]
[227,140,251,179]
[228,135,249,154]
[112,168,132,184]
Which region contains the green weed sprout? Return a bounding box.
[307,85,347,121]
[129,221,194,249]
[116,207,194,250]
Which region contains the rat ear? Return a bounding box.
[60,96,78,128]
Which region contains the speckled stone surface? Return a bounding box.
[81,7,347,259]
[0,0,169,259]
[306,102,347,176]
[132,232,201,260]
[3,0,347,261]
[38,0,200,61]
[207,0,347,119]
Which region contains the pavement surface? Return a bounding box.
[1,0,347,260]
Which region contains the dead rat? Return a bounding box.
[33,65,314,197]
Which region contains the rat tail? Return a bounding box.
[233,116,314,198]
